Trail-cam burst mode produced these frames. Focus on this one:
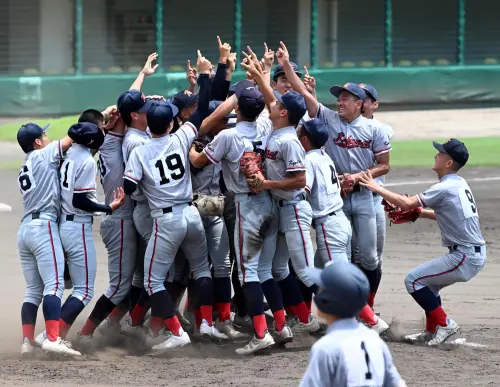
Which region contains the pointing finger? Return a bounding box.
[303,66,310,76]
[264,42,269,53]
[280,41,287,51]
[217,35,222,47]
[197,50,202,58]
[187,59,191,70]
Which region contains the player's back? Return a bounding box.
[60,144,97,216]
[122,128,150,203]
[18,140,64,221]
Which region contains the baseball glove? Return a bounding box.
[240,152,265,193]
[192,192,226,217]
[382,197,422,225]
[340,173,355,197]
[191,138,209,153]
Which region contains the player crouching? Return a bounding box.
[358,139,486,345]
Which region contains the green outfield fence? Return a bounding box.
[1,0,500,116]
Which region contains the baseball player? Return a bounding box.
[357,83,394,309]
[272,61,302,95]
[358,139,486,345]
[123,52,227,352]
[240,57,320,334]
[190,79,292,354]
[75,109,138,345]
[276,41,390,334]
[298,118,352,266]
[300,261,406,387]
[34,122,125,346]
[16,123,81,356]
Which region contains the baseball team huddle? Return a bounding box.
[15,37,486,386]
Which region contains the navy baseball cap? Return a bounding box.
[171,90,199,112]
[273,90,307,125]
[301,118,329,148]
[433,138,469,167]
[359,83,379,101]
[67,122,102,145]
[306,261,369,318]
[330,82,366,102]
[146,101,179,134]
[273,62,302,81]
[235,80,265,119]
[117,89,153,115]
[17,123,51,153]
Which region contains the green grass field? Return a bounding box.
[0,116,499,168]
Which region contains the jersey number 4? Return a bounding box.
[154,153,185,186]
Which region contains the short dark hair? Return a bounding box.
[298,125,322,149]
[279,102,301,127]
[121,112,132,127]
[78,109,104,126]
[148,121,169,135]
[452,160,462,172]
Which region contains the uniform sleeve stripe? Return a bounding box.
[373,146,392,155]
[417,193,427,207]
[203,149,220,164]
[186,121,198,136]
[286,166,306,170]
[305,185,311,192]
[124,174,140,182]
[75,187,96,192]
[108,132,124,138]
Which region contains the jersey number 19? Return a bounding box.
[152,152,185,186]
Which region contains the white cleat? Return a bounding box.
[427,319,460,346]
[235,331,275,355]
[273,324,293,345]
[286,314,299,329]
[371,316,390,335]
[293,314,321,334]
[404,330,433,343]
[199,320,230,342]
[21,338,34,356]
[151,330,191,352]
[231,312,253,329]
[42,338,81,357]
[120,318,146,340]
[217,319,246,340]
[34,331,47,347]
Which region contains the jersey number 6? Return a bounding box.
[155,153,185,185]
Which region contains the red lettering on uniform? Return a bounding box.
[264,148,278,160]
[333,132,372,149]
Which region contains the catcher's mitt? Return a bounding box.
[340,173,355,197]
[382,197,422,225]
[192,193,226,217]
[240,151,265,193]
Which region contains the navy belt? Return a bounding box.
[448,245,481,253]
[312,211,337,228]
[161,202,192,214]
[65,214,94,224]
[278,193,306,207]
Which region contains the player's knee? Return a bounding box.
[293,267,314,287]
[257,267,273,283]
[213,263,231,278]
[24,294,42,307]
[404,273,415,293]
[359,254,379,271]
[272,266,289,282]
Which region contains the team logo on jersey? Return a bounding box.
[289,160,301,167]
[264,147,278,160]
[333,132,372,149]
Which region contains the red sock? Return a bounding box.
[428,306,448,327]
[305,301,312,313]
[79,319,97,336]
[285,306,296,316]
[199,305,213,326]
[22,324,35,344]
[252,314,267,339]
[59,319,71,339]
[294,302,310,324]
[359,305,377,326]
[108,307,127,324]
[426,316,438,333]
[273,309,286,332]
[150,316,163,335]
[217,302,231,323]
[164,316,182,336]
[130,304,146,326]
[368,292,376,308]
[194,309,202,329]
[45,320,59,342]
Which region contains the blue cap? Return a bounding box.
[273,62,303,81]
[117,89,153,116]
[433,138,469,167]
[306,261,369,318]
[359,83,379,101]
[146,101,179,134]
[330,82,366,102]
[67,122,102,146]
[17,123,51,153]
[301,118,329,148]
[235,80,265,119]
[273,90,307,125]
[171,90,199,112]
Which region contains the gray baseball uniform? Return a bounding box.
[124,122,211,296]
[98,131,137,305]
[17,140,65,305]
[264,126,315,287]
[59,144,98,306]
[405,174,486,295]
[192,138,230,279]
[300,319,403,387]
[316,104,391,272]
[203,121,279,284]
[305,149,352,267]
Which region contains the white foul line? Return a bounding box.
[385,176,500,187]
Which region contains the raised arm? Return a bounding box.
[186,50,213,132]
[129,52,159,91]
[241,52,276,107]
[211,36,232,100]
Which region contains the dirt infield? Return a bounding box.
[0,166,499,386]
